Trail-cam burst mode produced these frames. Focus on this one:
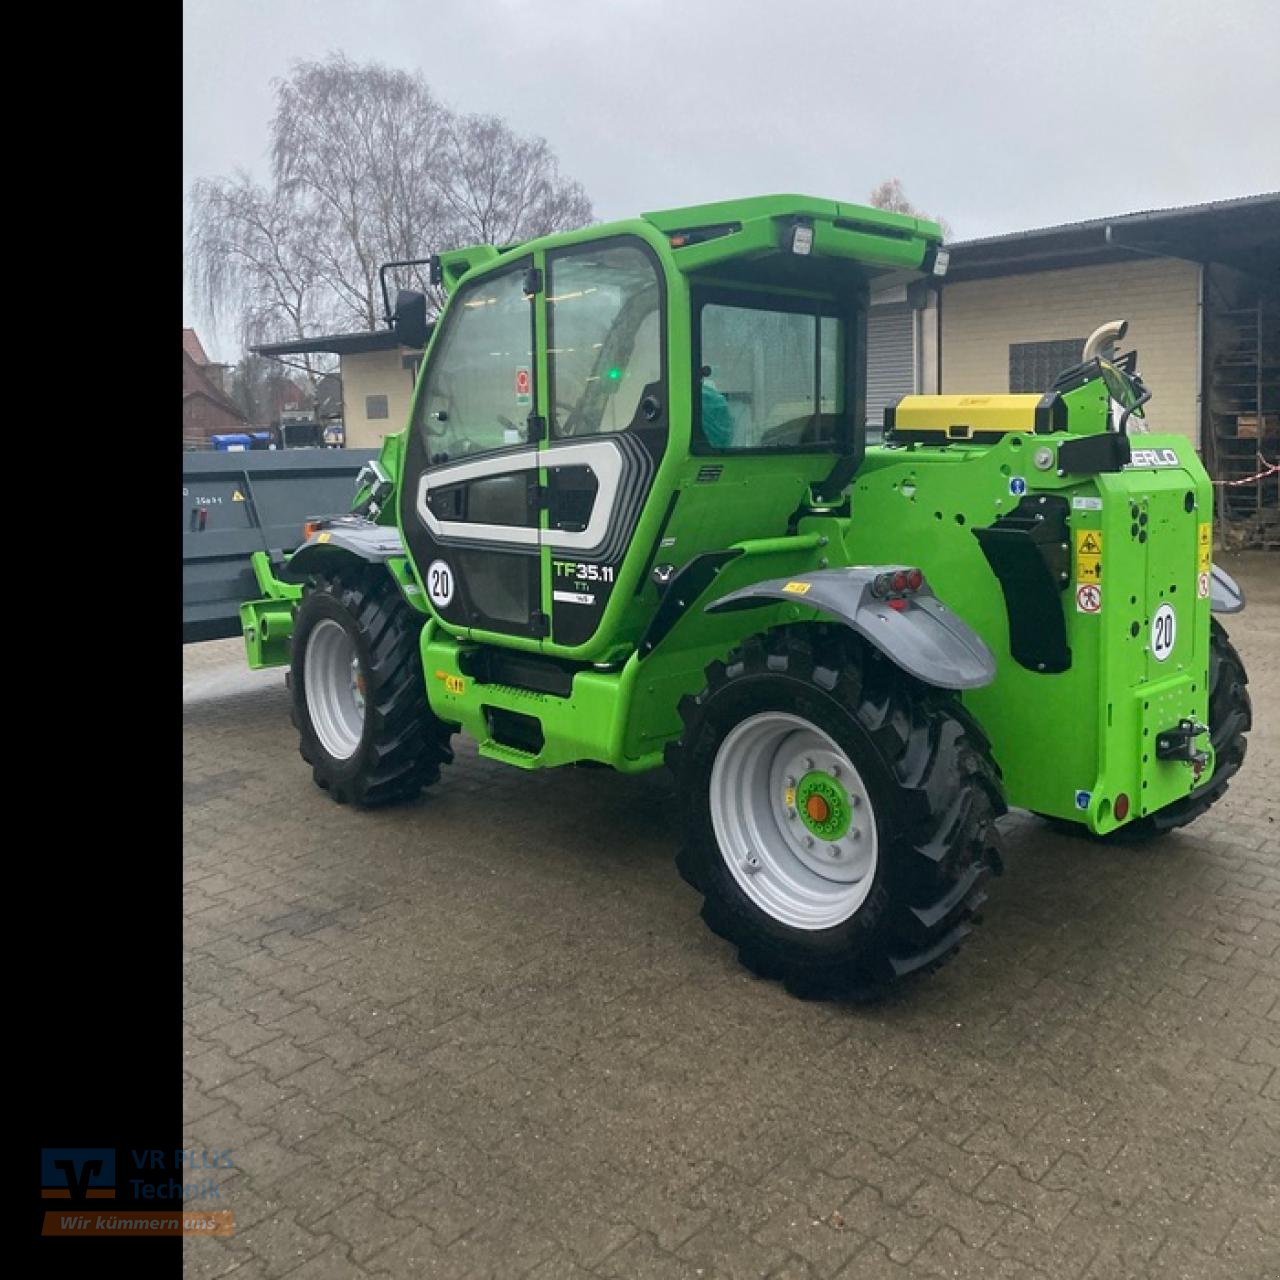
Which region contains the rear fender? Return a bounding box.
[704,566,996,690]
[1210,564,1245,614]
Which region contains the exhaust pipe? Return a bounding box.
[1082,319,1128,363]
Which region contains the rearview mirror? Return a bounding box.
[391,289,430,348]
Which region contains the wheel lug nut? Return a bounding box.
[803,757,815,770]
[785,775,796,788]
[830,763,841,777]
[786,808,797,820]
[803,836,814,848]
[831,845,842,858]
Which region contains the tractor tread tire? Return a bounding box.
[667,624,1006,1001]
[288,567,452,808]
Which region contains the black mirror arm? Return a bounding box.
[1117,387,1152,436]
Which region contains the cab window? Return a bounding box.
[696,296,843,451]
[415,262,533,465]
[547,243,663,438]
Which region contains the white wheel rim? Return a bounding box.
[304,618,366,760]
[709,712,879,931]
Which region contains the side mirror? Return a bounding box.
[391,289,430,349]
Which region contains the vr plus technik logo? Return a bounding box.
[41,1149,116,1201]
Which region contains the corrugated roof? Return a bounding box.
[252,328,420,357]
[951,191,1279,249]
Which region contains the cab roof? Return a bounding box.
[435,194,944,291]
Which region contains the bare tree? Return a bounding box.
[188,54,594,354]
[436,113,593,247]
[270,54,451,330]
[228,352,327,426]
[868,178,952,240]
[187,171,334,364]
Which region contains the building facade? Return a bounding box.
[183,329,247,449]
[253,332,422,450]
[866,193,1279,545]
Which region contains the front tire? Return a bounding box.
[667,625,1005,1000]
[289,568,453,807]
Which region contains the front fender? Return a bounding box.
[280,519,405,583]
[704,566,997,690]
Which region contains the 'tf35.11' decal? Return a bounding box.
[552,560,615,584]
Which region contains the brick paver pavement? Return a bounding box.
[184,552,1278,1279]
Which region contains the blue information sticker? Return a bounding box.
[1009,476,1027,497]
[1074,790,1091,811]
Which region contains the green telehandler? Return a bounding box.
[239,195,1252,999]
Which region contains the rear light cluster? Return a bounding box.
[870,567,926,611]
[871,568,924,597]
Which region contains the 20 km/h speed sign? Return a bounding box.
[1151,603,1177,661]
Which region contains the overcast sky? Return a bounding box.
[184,0,1280,362]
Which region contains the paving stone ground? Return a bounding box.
[184,551,1279,1279]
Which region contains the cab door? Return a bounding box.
[399,238,668,651]
[399,255,548,639]
[539,237,667,648]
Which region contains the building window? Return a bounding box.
[1009,339,1084,393]
[401,354,421,380]
[365,394,389,420]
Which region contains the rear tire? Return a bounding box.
[289,568,453,807]
[1044,618,1251,842]
[667,625,1005,1000]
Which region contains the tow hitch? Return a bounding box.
[1156,719,1210,777]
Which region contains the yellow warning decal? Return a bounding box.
[232,489,246,502]
[316,532,332,544]
[1075,529,1102,584]
[784,787,796,808]
[782,581,812,595]
[436,673,466,695]
[1197,522,1211,573]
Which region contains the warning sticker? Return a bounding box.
[1072,495,1103,511]
[784,786,796,809]
[782,581,812,595]
[1197,571,1210,599]
[434,671,466,695]
[1075,528,1102,584]
[515,365,532,406]
[1076,583,1102,614]
[1197,522,1211,574]
[232,489,246,502]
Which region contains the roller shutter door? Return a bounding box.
[866,303,914,434]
